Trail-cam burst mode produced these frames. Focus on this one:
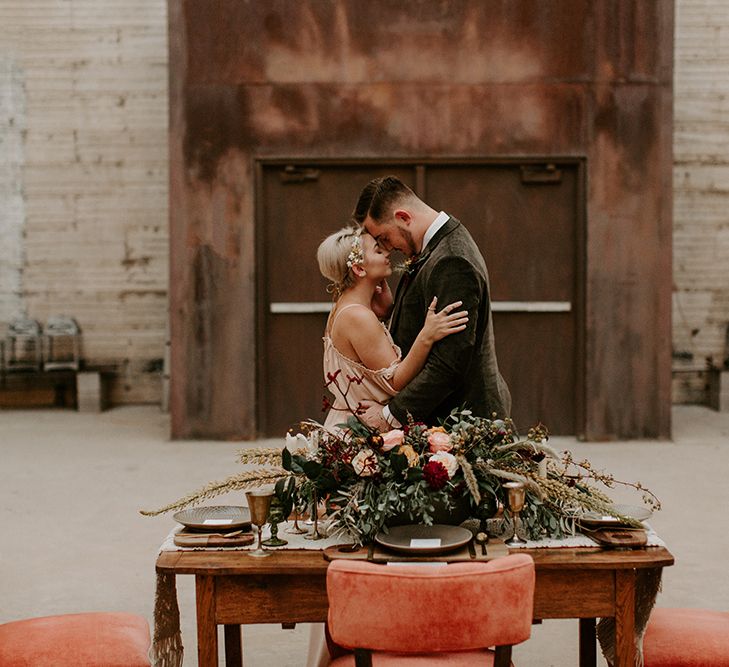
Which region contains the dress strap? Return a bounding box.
[327,303,369,336]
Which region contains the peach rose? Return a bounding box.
[397,444,420,467]
[351,448,378,477]
[427,429,453,453]
[381,429,405,451]
[429,450,459,478]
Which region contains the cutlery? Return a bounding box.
[180,529,247,539]
[174,531,255,548]
[221,529,245,538]
[475,532,489,556]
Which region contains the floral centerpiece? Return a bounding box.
[142,375,660,546]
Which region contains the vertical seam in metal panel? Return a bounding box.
[576,157,588,439]
[254,159,266,437]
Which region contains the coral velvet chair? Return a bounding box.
[326,554,535,667]
[0,612,151,667]
[642,607,729,667]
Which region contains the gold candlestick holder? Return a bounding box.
[246,490,274,557]
[503,481,527,547]
[286,497,308,535]
[304,488,322,540]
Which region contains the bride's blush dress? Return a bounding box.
[322,303,402,430]
[309,303,403,667]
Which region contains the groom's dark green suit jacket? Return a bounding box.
[387,216,511,425]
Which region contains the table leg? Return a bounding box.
[614,569,636,667]
[579,618,597,667]
[196,575,218,667]
[224,624,243,667]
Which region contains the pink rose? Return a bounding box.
[427,430,453,453]
[381,429,405,451]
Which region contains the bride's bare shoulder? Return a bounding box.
[332,304,381,338]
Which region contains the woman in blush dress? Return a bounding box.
[317,225,468,430]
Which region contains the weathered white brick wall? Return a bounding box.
[0,1,168,403]
[673,0,729,402]
[0,57,26,322]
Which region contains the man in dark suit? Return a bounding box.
[353,175,511,429]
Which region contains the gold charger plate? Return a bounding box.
[173,505,251,532]
[374,524,473,555]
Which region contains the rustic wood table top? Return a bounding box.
[156,543,674,574]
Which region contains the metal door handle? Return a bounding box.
[269,301,571,314]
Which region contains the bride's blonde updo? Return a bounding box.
[317,225,364,298]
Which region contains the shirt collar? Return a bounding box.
[421,211,449,252]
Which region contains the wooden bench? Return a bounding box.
[0,369,112,412]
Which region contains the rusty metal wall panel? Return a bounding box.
[169,0,673,439]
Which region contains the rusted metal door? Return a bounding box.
[257,164,415,437]
[424,163,583,435]
[257,161,582,437]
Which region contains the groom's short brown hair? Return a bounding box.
[353,176,416,225]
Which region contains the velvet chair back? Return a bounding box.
[327,554,535,654]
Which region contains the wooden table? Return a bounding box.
[156,545,673,667]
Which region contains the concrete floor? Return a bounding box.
[2,405,728,666]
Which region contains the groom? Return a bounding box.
[353,175,511,430]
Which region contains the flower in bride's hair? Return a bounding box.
[429,451,459,478]
[381,429,405,451]
[397,444,420,467]
[346,231,364,269]
[351,448,379,477]
[427,428,453,453]
[422,460,449,490]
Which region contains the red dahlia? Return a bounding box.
[423,460,449,490]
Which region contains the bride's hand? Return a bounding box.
[370,279,393,320]
[421,297,468,344]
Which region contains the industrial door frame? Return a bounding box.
[254,157,587,438]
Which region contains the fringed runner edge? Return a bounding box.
[151,570,184,667]
[597,567,662,667]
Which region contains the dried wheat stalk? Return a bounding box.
[140,467,290,516]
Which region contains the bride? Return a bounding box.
[317,224,468,429]
[306,225,467,667]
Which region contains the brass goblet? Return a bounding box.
[246,490,274,557]
[503,482,528,547]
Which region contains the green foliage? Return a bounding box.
[144,403,660,546]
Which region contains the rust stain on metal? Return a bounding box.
[171,0,673,440]
[183,87,253,184]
